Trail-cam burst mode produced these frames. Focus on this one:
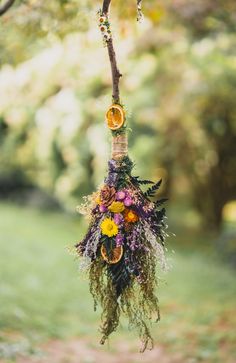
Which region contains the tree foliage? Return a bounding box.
[0,0,235,229]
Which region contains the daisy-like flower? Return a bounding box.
[99,16,106,23]
[100,218,118,237]
[124,209,139,223]
[108,201,125,213]
[99,24,107,33]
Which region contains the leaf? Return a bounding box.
[155,198,168,207]
[131,176,155,186]
[103,237,116,260]
[155,207,166,222]
[144,179,162,198]
[108,256,131,297]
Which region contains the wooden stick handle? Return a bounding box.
[102,0,122,103]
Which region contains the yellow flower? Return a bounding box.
[108,201,125,213]
[100,218,118,237]
[95,194,102,205]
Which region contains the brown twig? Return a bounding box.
[0,0,15,16]
[102,0,122,103]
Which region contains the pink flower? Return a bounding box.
[116,190,126,200]
[99,204,107,213]
[124,197,133,207]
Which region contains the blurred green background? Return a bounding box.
[0,0,236,362]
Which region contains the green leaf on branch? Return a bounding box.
[131,176,155,186]
[144,179,162,198]
[155,198,168,207]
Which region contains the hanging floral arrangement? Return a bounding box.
[74,0,169,352]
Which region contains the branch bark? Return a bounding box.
[0,0,15,16]
[102,0,122,103]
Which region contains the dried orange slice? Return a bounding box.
[101,244,123,264]
[106,104,125,130]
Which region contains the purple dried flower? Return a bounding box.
[114,213,124,225]
[127,224,143,251]
[124,197,133,207]
[99,204,107,213]
[108,159,117,172]
[116,190,126,201]
[134,203,152,218]
[105,172,118,186]
[116,233,124,247]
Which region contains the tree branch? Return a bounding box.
[0,0,16,16]
[102,0,122,103]
[102,0,111,14]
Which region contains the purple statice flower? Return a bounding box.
[116,233,124,247]
[108,159,118,172]
[114,213,124,225]
[99,204,107,213]
[116,190,126,201]
[106,159,127,186]
[105,172,118,186]
[128,224,143,251]
[128,228,138,251]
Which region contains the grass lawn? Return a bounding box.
[0,202,235,362]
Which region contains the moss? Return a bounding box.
[88,250,160,352]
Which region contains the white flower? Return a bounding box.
[99,16,106,24]
[99,24,107,33]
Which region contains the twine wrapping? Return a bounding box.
[111,133,128,159]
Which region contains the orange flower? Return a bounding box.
[124,209,139,223]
